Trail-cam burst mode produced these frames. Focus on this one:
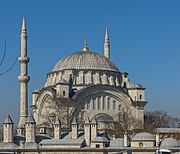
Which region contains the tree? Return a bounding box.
[41,95,73,130]
[144,110,172,131]
[168,117,180,128]
[0,42,17,75]
[107,106,143,138]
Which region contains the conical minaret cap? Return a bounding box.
[3,114,14,124]
[91,116,97,124]
[105,26,109,41]
[84,117,91,124]
[72,117,78,125]
[22,17,26,31]
[26,114,36,124]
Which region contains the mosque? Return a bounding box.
[0,18,179,154]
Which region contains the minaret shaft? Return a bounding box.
[21,31,27,56]
[19,82,28,116]
[18,17,30,130]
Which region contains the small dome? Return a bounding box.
[132,132,155,141]
[52,51,119,72]
[92,136,109,143]
[160,138,179,147]
[110,138,124,147]
[93,113,113,122]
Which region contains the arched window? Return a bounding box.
[87,102,90,109]
[92,99,95,110]
[113,100,116,110]
[118,105,121,111]
[97,97,100,110]
[107,97,110,110]
[139,142,143,147]
[140,95,142,100]
[102,96,105,110]
[123,82,127,88]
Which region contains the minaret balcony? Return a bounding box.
[132,101,148,109]
[18,75,30,82]
[18,57,30,63]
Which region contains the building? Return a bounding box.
[0,18,179,154]
[30,24,147,133]
[0,114,180,154]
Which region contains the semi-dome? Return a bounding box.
[52,51,119,72]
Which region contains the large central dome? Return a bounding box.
[52,51,119,72]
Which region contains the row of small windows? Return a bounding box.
[47,72,120,87]
[85,97,121,111]
[95,143,109,148]
[4,124,12,127]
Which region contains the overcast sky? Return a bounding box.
[0,0,180,125]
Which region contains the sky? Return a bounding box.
[0,0,180,125]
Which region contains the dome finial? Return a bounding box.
[82,37,89,52]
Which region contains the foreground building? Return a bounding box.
[0,114,180,154]
[0,18,179,154]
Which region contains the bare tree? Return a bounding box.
[41,95,73,130]
[107,106,143,138]
[144,110,171,132]
[0,42,17,75]
[169,117,180,128]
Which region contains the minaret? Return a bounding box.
[3,115,14,143]
[17,17,30,134]
[104,26,110,59]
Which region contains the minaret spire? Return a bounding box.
[22,17,26,31]
[17,17,30,135]
[104,26,110,59]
